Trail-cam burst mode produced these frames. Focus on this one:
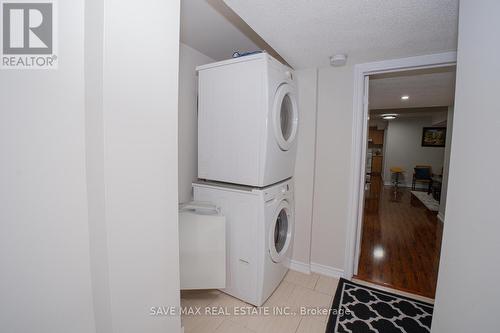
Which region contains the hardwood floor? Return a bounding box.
[355,175,443,299]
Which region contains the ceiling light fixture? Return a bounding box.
[381,114,397,120]
[401,95,410,100]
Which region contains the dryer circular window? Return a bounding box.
[269,200,294,263]
[273,84,298,151]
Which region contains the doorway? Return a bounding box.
[344,52,457,299]
[357,67,454,296]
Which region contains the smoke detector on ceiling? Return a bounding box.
[330,54,347,67]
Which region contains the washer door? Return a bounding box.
[273,84,298,151]
[269,200,293,263]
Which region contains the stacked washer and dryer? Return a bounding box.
[193,53,299,306]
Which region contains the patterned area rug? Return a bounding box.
[326,279,434,333]
[410,191,439,212]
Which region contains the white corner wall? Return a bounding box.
[382,117,446,187]
[291,68,318,269]
[438,106,454,221]
[100,0,182,332]
[0,1,96,332]
[309,65,356,273]
[431,1,500,331]
[292,63,362,275]
[178,44,214,204]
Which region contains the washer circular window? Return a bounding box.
[274,209,288,253]
[269,201,293,263]
[273,84,298,151]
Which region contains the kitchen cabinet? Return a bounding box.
[369,128,384,145]
[372,155,383,174]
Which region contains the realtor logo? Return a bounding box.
[1,0,57,69]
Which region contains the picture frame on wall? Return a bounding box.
[421,127,446,147]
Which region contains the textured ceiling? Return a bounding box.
[369,67,456,110]
[224,0,459,68]
[180,0,286,63]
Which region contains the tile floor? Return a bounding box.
[181,270,339,333]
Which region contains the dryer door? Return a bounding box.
[269,200,294,263]
[273,84,298,151]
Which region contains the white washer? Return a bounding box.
[197,53,298,187]
[193,178,294,306]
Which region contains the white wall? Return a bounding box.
[0,1,96,332]
[291,68,318,268]
[438,106,453,221]
[309,65,356,272]
[178,44,214,204]
[100,0,182,332]
[292,63,364,274]
[382,117,445,187]
[432,1,500,331]
[0,1,183,332]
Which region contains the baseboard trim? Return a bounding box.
[310,262,344,279]
[289,259,311,274]
[289,260,345,278]
[384,181,412,188]
[383,181,430,190]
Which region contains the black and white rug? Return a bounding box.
[326,279,434,333]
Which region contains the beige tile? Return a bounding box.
[263,280,296,307]
[207,291,257,327]
[181,290,224,333]
[180,275,335,333]
[208,291,250,308]
[183,314,225,333]
[245,284,330,333]
[299,310,331,324]
[284,270,320,289]
[245,313,301,333]
[290,284,332,310]
[181,289,222,309]
[215,320,256,333]
[314,275,339,296]
[296,316,328,333]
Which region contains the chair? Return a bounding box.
[390,167,404,188]
[390,167,405,200]
[412,165,433,192]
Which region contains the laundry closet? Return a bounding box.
[178,52,299,306]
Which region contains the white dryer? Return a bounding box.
[197,53,298,187]
[193,178,294,306]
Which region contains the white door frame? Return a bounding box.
[344,52,457,279]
